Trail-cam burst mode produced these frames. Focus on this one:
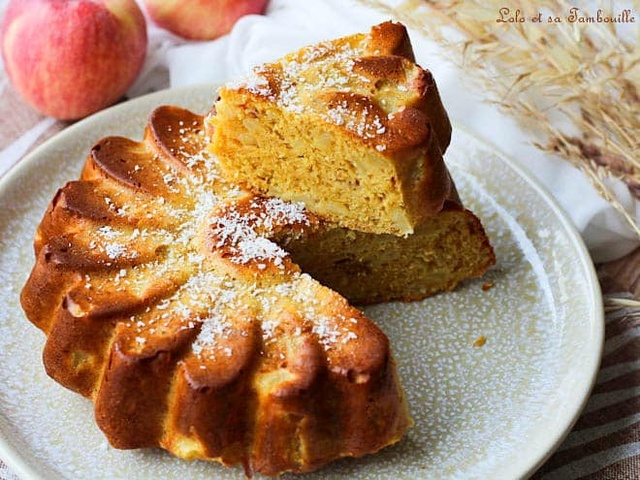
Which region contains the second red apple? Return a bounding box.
[144,0,269,41]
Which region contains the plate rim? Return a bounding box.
[0,84,604,480]
[455,127,604,478]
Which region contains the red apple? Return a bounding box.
[144,0,269,41]
[1,0,148,120]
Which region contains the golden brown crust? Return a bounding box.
[367,20,416,61]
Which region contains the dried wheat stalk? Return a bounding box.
[357,0,640,236]
[605,294,640,311]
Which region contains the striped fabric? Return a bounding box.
[532,297,640,479]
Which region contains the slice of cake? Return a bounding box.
[210,21,453,236]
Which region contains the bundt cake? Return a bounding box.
[21,105,414,477]
[20,23,495,478]
[210,21,452,236]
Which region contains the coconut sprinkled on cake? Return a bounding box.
[192,314,232,357]
[323,96,387,140]
[209,197,309,268]
[89,226,141,261]
[54,106,362,364]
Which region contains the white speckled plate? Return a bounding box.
[0,85,602,480]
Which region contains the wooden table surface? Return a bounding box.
[1,64,639,479]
